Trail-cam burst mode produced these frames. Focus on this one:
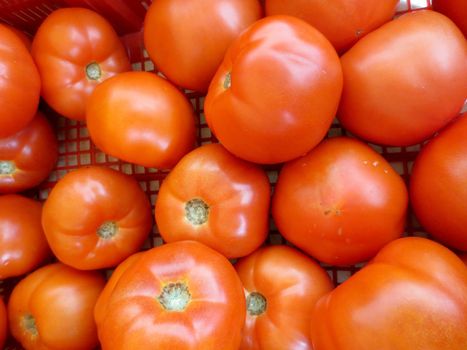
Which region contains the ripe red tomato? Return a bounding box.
[272,137,408,266]
[86,71,196,169]
[410,113,467,251]
[42,166,152,270]
[432,0,467,37]
[338,10,467,146]
[155,143,270,258]
[8,263,105,350]
[205,16,343,164]
[143,0,262,92]
[265,0,398,53]
[0,195,50,279]
[0,112,57,194]
[235,245,334,349]
[32,7,131,121]
[0,24,40,138]
[0,298,6,350]
[5,24,31,50]
[311,237,467,350]
[95,241,246,350]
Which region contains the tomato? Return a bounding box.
[461,253,467,266]
[265,0,398,53]
[155,143,270,258]
[31,7,131,121]
[86,71,196,169]
[432,0,467,37]
[205,16,343,164]
[5,24,31,51]
[0,24,40,138]
[0,195,50,279]
[272,137,408,266]
[338,10,467,146]
[95,241,246,350]
[42,166,152,270]
[311,237,467,350]
[8,263,105,350]
[0,112,57,194]
[0,298,6,350]
[410,113,467,251]
[143,0,262,92]
[235,245,333,350]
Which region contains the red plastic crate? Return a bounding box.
[0,0,439,348]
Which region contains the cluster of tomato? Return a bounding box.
[0,0,466,349]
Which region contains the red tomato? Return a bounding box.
[0,298,6,350]
[235,245,334,350]
[265,0,398,53]
[0,112,57,194]
[143,0,262,92]
[0,24,40,138]
[155,143,270,258]
[95,241,246,350]
[42,166,152,270]
[410,113,467,251]
[432,0,467,37]
[311,237,467,350]
[272,137,408,266]
[338,10,467,146]
[205,16,343,164]
[4,24,31,51]
[8,263,105,350]
[86,71,196,169]
[0,195,50,279]
[32,7,131,121]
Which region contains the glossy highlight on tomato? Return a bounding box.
[95,241,246,350]
[155,143,270,258]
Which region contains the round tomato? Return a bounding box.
[0,24,40,138]
[272,137,408,266]
[95,241,246,350]
[311,237,467,350]
[0,298,6,349]
[5,24,31,51]
[235,245,334,350]
[410,113,467,251]
[42,166,152,270]
[0,112,57,194]
[8,263,105,350]
[86,71,196,169]
[32,7,131,121]
[432,0,467,37]
[143,0,262,92]
[338,10,467,146]
[155,143,270,258]
[0,195,50,279]
[265,0,398,53]
[205,16,343,164]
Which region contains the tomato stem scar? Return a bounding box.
[97,221,118,239]
[86,62,102,80]
[185,199,209,225]
[223,72,232,89]
[0,160,15,175]
[157,282,191,311]
[22,314,38,337]
[246,292,267,316]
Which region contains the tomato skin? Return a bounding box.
[272,137,408,266]
[0,112,57,194]
[95,241,246,350]
[0,195,50,279]
[0,24,40,138]
[0,298,7,349]
[8,263,105,350]
[432,0,467,37]
[410,113,467,251]
[311,237,467,350]
[461,254,467,266]
[31,7,131,121]
[265,0,398,53]
[235,245,333,350]
[155,143,270,258]
[143,0,262,92]
[41,166,152,270]
[86,71,196,169]
[205,15,343,164]
[338,10,467,146]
